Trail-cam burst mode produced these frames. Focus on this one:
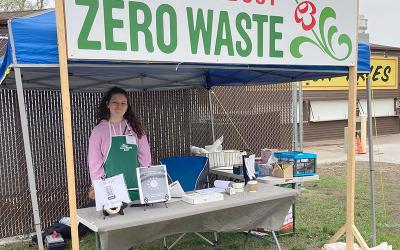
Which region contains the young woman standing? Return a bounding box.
[88,87,151,201]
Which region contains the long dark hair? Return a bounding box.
[97,87,145,138]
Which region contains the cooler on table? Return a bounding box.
[274,151,317,177]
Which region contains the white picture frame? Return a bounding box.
[137,165,171,204]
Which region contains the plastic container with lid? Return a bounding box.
[274,151,317,177]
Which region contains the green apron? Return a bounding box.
[104,121,139,201]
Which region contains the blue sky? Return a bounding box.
[360,0,400,47]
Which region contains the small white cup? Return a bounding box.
[247,180,258,192]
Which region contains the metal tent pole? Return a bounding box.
[8,20,44,250]
[366,77,377,246]
[292,82,298,151]
[14,68,44,250]
[299,81,304,152]
[208,89,216,142]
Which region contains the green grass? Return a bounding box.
[1,162,399,250]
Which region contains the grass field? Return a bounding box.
[1,161,399,250]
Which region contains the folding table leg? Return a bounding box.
[243,230,251,250]
[213,232,218,244]
[163,237,168,249]
[95,232,101,250]
[167,233,186,250]
[194,232,216,246]
[272,231,282,250]
[244,230,282,250]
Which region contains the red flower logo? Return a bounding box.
[295,1,317,31]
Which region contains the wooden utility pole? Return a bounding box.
[328,1,369,249]
[55,0,80,249]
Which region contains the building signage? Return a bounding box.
[303,57,399,90]
[64,0,357,66]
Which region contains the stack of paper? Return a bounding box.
[195,180,232,194]
[244,154,256,179]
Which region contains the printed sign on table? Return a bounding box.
[93,174,131,211]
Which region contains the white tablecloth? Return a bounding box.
[78,183,297,249]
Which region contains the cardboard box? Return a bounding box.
[271,163,293,179]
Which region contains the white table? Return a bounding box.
[209,168,319,234]
[78,184,297,250]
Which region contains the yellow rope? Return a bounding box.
[211,90,252,151]
[0,67,11,85]
[370,87,388,221]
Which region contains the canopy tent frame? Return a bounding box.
[4,63,362,91]
[7,19,44,250]
[0,1,372,249]
[366,77,377,247]
[55,0,369,247]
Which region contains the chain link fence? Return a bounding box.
[212,85,293,152]
[0,84,292,238]
[0,35,7,57]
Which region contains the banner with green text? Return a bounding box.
[64,0,357,66]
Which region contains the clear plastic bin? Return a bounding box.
[203,150,246,169]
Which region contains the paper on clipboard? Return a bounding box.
[244,154,256,180]
[93,174,131,211]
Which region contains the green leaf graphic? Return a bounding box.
[290,3,353,62]
[327,26,338,52]
[319,7,336,52]
[338,34,352,60]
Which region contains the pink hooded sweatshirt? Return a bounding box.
[87,119,152,182]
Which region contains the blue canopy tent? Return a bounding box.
[0,9,371,249]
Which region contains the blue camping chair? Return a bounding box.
[160,156,218,249]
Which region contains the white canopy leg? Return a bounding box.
[14,67,44,250]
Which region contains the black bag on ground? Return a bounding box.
[31,222,89,244]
